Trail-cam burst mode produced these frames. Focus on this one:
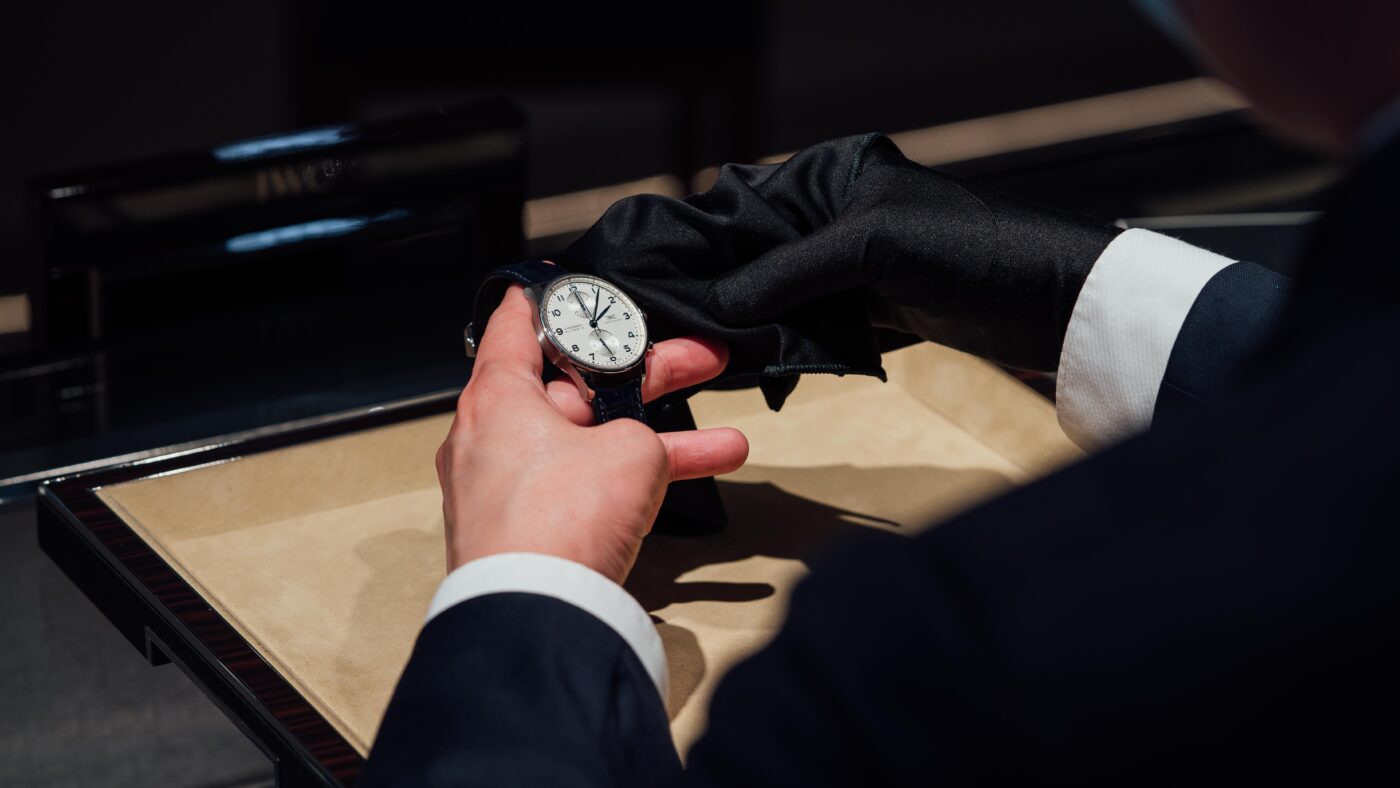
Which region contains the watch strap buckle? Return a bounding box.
[464,322,478,358]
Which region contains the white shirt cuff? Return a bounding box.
[426,552,668,699]
[1056,228,1234,449]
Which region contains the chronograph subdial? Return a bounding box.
[566,289,596,319]
[589,328,620,356]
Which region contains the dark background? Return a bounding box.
[0,2,1327,786]
[1,0,1198,298]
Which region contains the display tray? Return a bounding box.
[38,343,1080,787]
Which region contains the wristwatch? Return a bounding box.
[464,260,652,423]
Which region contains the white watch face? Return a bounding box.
[539,275,648,372]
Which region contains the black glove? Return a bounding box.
[561,133,1121,410]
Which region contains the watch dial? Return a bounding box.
[539,275,648,371]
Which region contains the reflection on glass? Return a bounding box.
[212,127,355,162]
[224,209,408,254]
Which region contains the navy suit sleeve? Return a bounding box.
[678,538,991,787]
[679,386,1400,785]
[1154,261,1292,423]
[361,593,681,788]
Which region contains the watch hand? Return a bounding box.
[591,288,601,321]
[572,291,589,316]
[595,304,612,322]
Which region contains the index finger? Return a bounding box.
[472,285,545,381]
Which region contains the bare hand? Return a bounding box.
[436,286,749,583]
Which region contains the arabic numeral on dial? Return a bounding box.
[608,296,616,303]
[622,312,631,319]
[589,353,596,360]
[609,356,617,362]
[571,344,579,351]
[627,331,635,338]
[569,284,578,291]
[623,344,631,352]
[554,328,563,335]
[552,309,561,316]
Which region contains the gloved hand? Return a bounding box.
[561,133,1121,409]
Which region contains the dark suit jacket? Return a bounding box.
[362,139,1400,787]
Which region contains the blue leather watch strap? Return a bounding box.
[590,380,647,423]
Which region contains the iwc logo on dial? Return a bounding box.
[539,275,647,372]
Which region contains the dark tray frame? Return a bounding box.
[36,391,459,788]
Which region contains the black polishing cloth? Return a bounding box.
[560,133,1119,410]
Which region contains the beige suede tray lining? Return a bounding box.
[96,342,1080,758]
